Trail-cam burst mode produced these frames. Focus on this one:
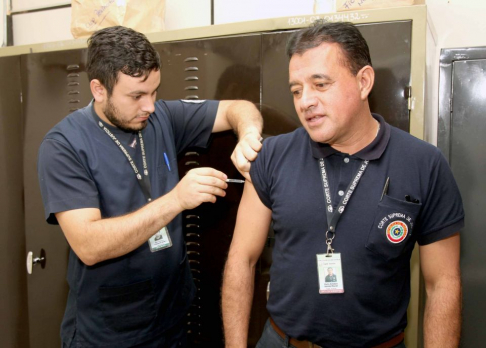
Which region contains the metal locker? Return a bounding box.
[438,46,486,347]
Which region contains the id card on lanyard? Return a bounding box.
[316,158,369,294]
[97,120,172,252]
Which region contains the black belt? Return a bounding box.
[269,317,404,348]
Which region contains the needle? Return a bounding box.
[226,179,245,184]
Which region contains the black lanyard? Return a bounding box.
[97,120,153,202]
[318,158,369,254]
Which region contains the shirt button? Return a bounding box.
[344,157,350,163]
[338,190,345,196]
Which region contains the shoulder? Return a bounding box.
[388,126,444,163]
[260,127,308,156]
[154,99,219,116]
[251,128,307,178]
[43,106,93,145]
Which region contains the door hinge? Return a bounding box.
[405,86,412,111]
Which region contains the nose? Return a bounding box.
[299,87,318,111]
[140,96,155,114]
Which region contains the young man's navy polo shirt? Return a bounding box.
[250,114,464,347]
[38,99,218,347]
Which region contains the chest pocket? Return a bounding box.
[366,195,422,261]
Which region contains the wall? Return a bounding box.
[8,0,337,46]
[213,0,331,24]
[0,0,4,46]
[424,0,486,144]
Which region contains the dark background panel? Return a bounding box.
[21,49,92,348]
[361,21,412,132]
[0,55,30,348]
[449,58,486,347]
[155,34,265,347]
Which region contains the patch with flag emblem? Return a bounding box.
[386,221,408,244]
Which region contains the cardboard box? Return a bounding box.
[336,0,416,12]
[71,0,166,39]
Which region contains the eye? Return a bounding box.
[291,89,301,97]
[132,95,142,100]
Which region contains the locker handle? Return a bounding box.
[26,249,46,275]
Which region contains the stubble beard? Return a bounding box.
[103,97,148,132]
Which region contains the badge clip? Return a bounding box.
[325,230,335,257]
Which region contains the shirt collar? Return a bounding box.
[310,113,391,160]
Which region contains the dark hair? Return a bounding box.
[286,20,372,75]
[87,26,161,95]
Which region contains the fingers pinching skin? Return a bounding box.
[231,133,263,181]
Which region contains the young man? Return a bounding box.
[38,26,263,347]
[222,21,463,348]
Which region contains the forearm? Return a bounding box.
[223,100,263,139]
[63,190,183,265]
[222,254,256,348]
[423,276,462,348]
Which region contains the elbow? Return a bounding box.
[226,248,258,271]
[78,253,98,267]
[74,246,101,266]
[81,256,98,267]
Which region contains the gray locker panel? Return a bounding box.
[21,49,91,348]
[262,20,412,133]
[0,55,30,348]
[438,47,486,347]
[156,34,261,102]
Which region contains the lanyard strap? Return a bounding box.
[319,158,369,254]
[97,120,153,202]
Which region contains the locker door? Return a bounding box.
[438,47,486,347]
[0,55,29,348]
[155,34,263,347]
[22,49,92,348]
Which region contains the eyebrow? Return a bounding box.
[129,84,161,96]
[289,74,333,89]
[311,73,332,81]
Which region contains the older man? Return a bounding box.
[222,21,463,348]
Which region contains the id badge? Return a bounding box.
[148,226,172,252]
[317,253,344,294]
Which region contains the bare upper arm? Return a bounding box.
[419,233,461,288]
[228,180,272,265]
[55,208,101,260]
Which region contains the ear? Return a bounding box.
[90,79,107,103]
[356,65,374,100]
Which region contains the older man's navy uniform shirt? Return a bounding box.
[250,114,464,347]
